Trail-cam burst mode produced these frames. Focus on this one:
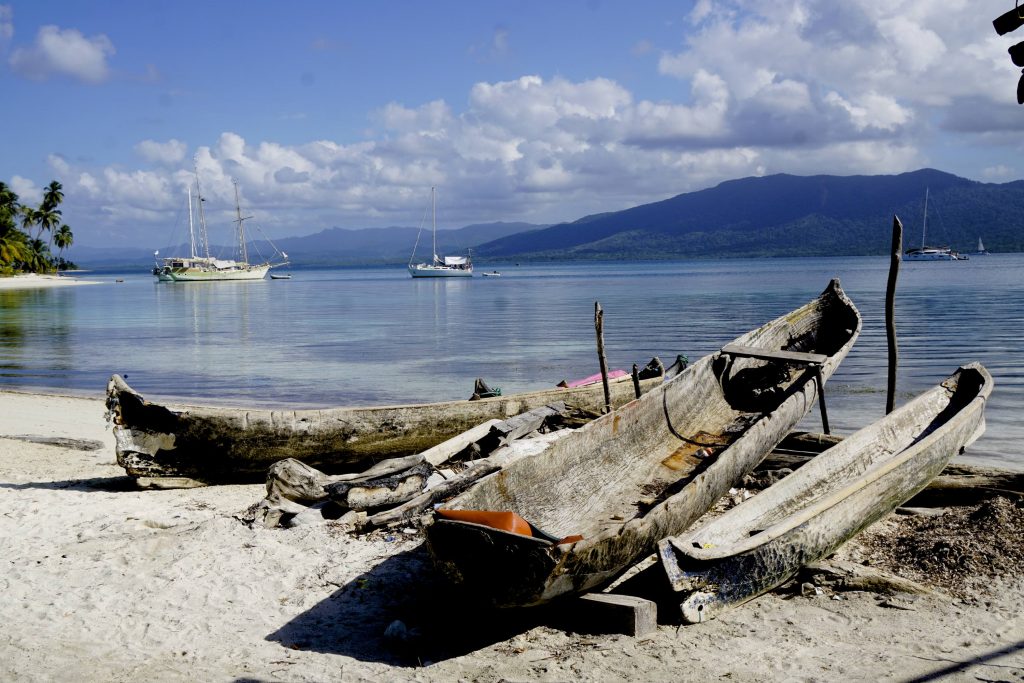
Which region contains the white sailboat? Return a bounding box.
[408,187,473,278]
[154,174,284,282]
[904,188,955,261]
[974,237,991,255]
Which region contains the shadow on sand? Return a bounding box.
[266,542,564,667]
[0,475,140,492]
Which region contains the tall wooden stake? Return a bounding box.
[631,363,641,399]
[886,215,902,415]
[595,302,612,413]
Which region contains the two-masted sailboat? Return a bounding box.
[154,174,284,282]
[408,187,473,278]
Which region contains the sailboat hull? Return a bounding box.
[408,264,473,278]
[904,249,954,261]
[156,262,271,282]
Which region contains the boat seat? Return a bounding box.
[720,344,827,367]
[720,344,831,434]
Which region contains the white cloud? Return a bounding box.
[47,154,71,177]
[135,139,188,165]
[9,175,40,205]
[982,164,1016,181]
[0,5,13,47]
[8,25,115,83]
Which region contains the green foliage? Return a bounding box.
[0,179,73,275]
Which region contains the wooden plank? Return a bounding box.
[420,419,502,466]
[721,343,827,366]
[572,593,657,636]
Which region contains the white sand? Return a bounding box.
[1,389,1022,682]
[0,273,104,289]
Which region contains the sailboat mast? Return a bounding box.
[921,187,929,248]
[187,186,196,259]
[431,186,438,265]
[194,168,211,259]
[233,180,250,264]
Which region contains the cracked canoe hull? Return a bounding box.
[105,371,664,485]
[427,279,862,607]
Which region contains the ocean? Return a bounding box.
[1,255,1020,469]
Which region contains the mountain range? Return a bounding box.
[69,169,1023,268]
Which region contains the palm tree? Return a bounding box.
[41,181,64,212]
[25,237,53,273]
[0,181,30,273]
[0,225,31,272]
[53,224,74,269]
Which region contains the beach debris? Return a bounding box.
[877,593,920,611]
[245,403,587,530]
[796,559,932,596]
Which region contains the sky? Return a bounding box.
[3,0,1024,249]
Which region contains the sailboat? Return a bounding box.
[904,188,955,261]
[974,237,991,256]
[154,174,284,282]
[408,187,473,278]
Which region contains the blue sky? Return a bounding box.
[3,1,1024,248]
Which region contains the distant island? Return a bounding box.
[68,168,1022,269]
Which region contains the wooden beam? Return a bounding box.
[571,593,658,636]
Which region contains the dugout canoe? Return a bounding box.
[658,363,992,624]
[105,359,681,485]
[426,279,862,607]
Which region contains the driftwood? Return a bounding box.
[798,559,932,596]
[367,430,572,529]
[367,459,502,528]
[254,405,580,528]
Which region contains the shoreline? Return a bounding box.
[1,391,1022,680]
[0,273,105,290]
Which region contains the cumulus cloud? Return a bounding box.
[33,0,1024,247]
[135,139,188,165]
[8,24,115,83]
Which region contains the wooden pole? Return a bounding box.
[631,363,641,399]
[595,302,612,413]
[886,215,902,415]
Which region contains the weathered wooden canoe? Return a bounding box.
[105,361,679,485]
[658,363,992,624]
[426,279,861,607]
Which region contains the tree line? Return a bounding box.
[0,180,75,275]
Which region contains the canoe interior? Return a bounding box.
[444,280,859,540]
[430,279,861,604]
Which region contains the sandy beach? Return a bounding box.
[0,273,104,290]
[1,388,1022,682]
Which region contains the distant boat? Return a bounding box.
[974,237,991,255]
[408,187,473,278]
[270,273,292,280]
[904,188,955,261]
[153,172,286,282]
[481,270,501,277]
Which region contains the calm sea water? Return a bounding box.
[1,256,1021,469]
